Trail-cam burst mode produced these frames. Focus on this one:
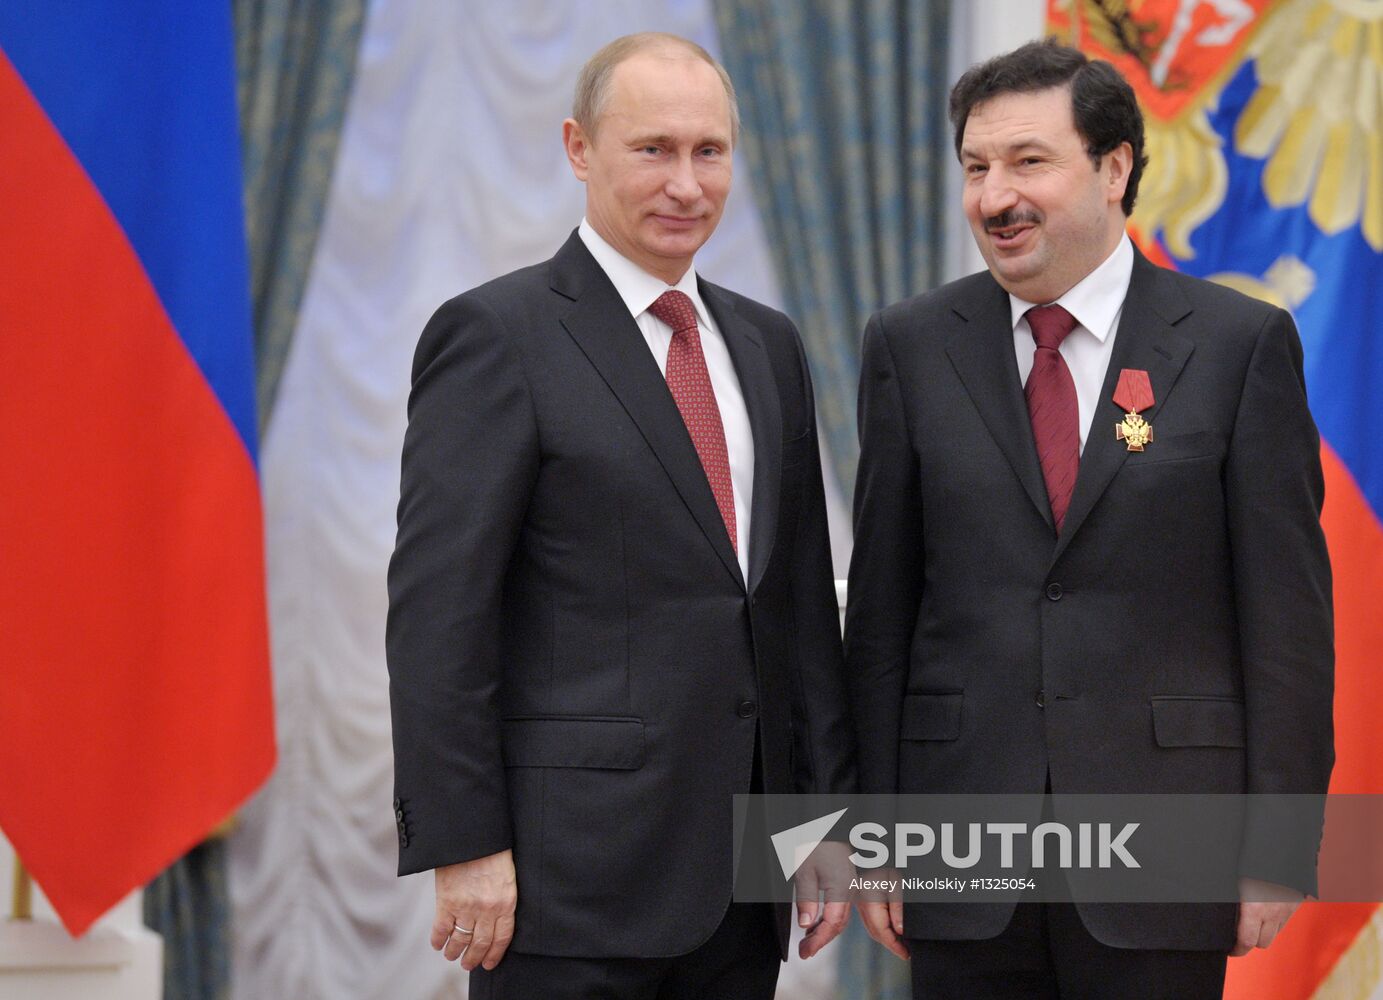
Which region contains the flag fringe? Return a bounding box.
[1314,909,1383,1000]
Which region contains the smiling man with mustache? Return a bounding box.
[846,39,1333,999]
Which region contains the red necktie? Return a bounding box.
[648,290,737,553]
[1024,304,1080,534]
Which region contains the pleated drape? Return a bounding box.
[711,0,952,498]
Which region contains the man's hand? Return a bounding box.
[431,849,517,972]
[855,867,908,960]
[1232,877,1303,956]
[794,841,855,959]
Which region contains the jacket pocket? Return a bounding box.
[900,692,963,741]
[1121,430,1221,469]
[501,715,645,769]
[1151,696,1245,748]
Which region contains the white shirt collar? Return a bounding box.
[578,219,712,328]
[1008,232,1134,342]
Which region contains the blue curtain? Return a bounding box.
[142,3,365,998]
[713,3,949,992]
[711,0,952,498]
[832,918,913,999]
[235,0,367,431]
[143,840,232,1000]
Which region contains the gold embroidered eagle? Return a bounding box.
[1053,0,1383,255]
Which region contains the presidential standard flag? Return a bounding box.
[0,5,275,935]
[1051,1,1383,995]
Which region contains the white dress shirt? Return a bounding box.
[579,220,754,580]
[1010,233,1134,453]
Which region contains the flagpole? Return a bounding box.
[11,854,32,920]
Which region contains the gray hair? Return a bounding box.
[572,32,741,145]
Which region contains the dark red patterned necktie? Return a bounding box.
[1025,304,1079,533]
[648,290,737,553]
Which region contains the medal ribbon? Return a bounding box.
[1113,368,1154,413]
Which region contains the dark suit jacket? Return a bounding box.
[845,246,1333,951]
[387,231,856,959]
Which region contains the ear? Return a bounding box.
[1105,141,1133,208]
[563,118,591,182]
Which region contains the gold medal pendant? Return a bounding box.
[1112,369,1156,452]
[1116,410,1154,451]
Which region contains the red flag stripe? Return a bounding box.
[0,50,274,934]
[1224,446,1383,997]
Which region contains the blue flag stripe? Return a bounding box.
[0,3,258,458]
[1176,64,1383,525]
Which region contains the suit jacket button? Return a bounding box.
[399,833,409,848]
[393,797,402,810]
[1036,690,1046,708]
[737,700,758,719]
[1045,583,1063,601]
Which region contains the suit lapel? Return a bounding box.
[550,234,744,589]
[1051,251,1195,564]
[945,276,1055,531]
[702,281,781,597]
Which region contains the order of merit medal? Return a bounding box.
[1113,368,1155,451]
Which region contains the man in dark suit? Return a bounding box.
[386,32,855,999]
[846,40,1333,998]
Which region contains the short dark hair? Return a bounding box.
[948,39,1148,216]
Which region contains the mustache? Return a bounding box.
[984,210,1041,232]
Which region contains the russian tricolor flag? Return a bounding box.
[0,6,275,935]
[1156,60,1383,1000]
[1051,1,1383,992]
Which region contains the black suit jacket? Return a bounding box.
[387,232,856,959]
[845,246,1333,950]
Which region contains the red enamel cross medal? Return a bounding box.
[1113,369,1155,452]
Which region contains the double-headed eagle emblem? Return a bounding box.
[1050,0,1383,257]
